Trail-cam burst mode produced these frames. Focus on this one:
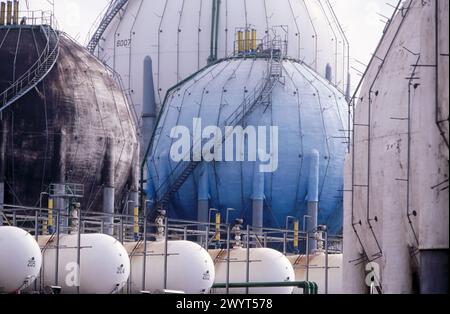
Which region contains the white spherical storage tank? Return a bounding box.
[212,247,295,294]
[126,240,215,294]
[40,233,130,294]
[91,0,349,113]
[0,226,42,293]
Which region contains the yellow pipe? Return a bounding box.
[293,220,299,249]
[6,1,12,25]
[215,213,221,241]
[251,29,257,51]
[47,198,54,229]
[237,31,244,53]
[13,0,18,25]
[245,29,251,52]
[133,206,139,235]
[0,3,6,26]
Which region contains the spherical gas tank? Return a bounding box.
[126,240,215,294]
[95,0,349,111]
[212,247,295,294]
[147,58,348,234]
[0,226,42,293]
[0,27,138,212]
[40,233,130,294]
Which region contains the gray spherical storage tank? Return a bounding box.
[0,25,139,214]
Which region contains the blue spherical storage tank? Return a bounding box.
[145,57,348,235]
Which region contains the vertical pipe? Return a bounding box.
[142,57,156,162]
[34,210,39,291]
[215,213,221,241]
[141,218,147,292]
[251,160,264,234]
[0,3,6,26]
[163,217,168,290]
[226,224,230,294]
[103,138,115,236]
[306,233,309,282]
[6,1,11,25]
[54,210,60,286]
[133,206,139,240]
[76,208,81,294]
[245,224,250,295]
[48,198,53,234]
[12,0,17,25]
[198,164,209,245]
[293,220,299,251]
[245,29,251,52]
[325,230,328,294]
[0,117,7,226]
[237,31,244,53]
[251,29,257,51]
[130,147,140,241]
[306,150,320,254]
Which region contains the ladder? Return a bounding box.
[87,0,129,54]
[0,25,60,113]
[154,37,285,211]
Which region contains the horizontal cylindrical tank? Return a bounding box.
[288,252,343,294]
[124,240,215,294]
[0,226,42,293]
[211,247,295,294]
[39,233,130,294]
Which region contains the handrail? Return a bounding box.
[87,0,129,53]
[0,24,60,113]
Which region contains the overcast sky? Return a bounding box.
[22,0,398,83]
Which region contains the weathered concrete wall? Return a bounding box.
[0,27,138,212]
[343,0,449,294]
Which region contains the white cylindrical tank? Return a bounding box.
[288,252,343,294]
[211,247,295,294]
[39,233,130,294]
[0,226,42,293]
[126,240,215,294]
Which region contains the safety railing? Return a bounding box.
[0,21,59,113]
[87,0,128,53]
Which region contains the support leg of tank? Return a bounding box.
[306,150,320,254]
[103,186,115,236]
[252,160,265,236]
[197,164,210,245]
[197,199,209,245]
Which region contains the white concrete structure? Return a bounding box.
[343,0,449,294]
[39,233,130,294]
[125,240,215,294]
[211,247,295,294]
[0,226,42,293]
